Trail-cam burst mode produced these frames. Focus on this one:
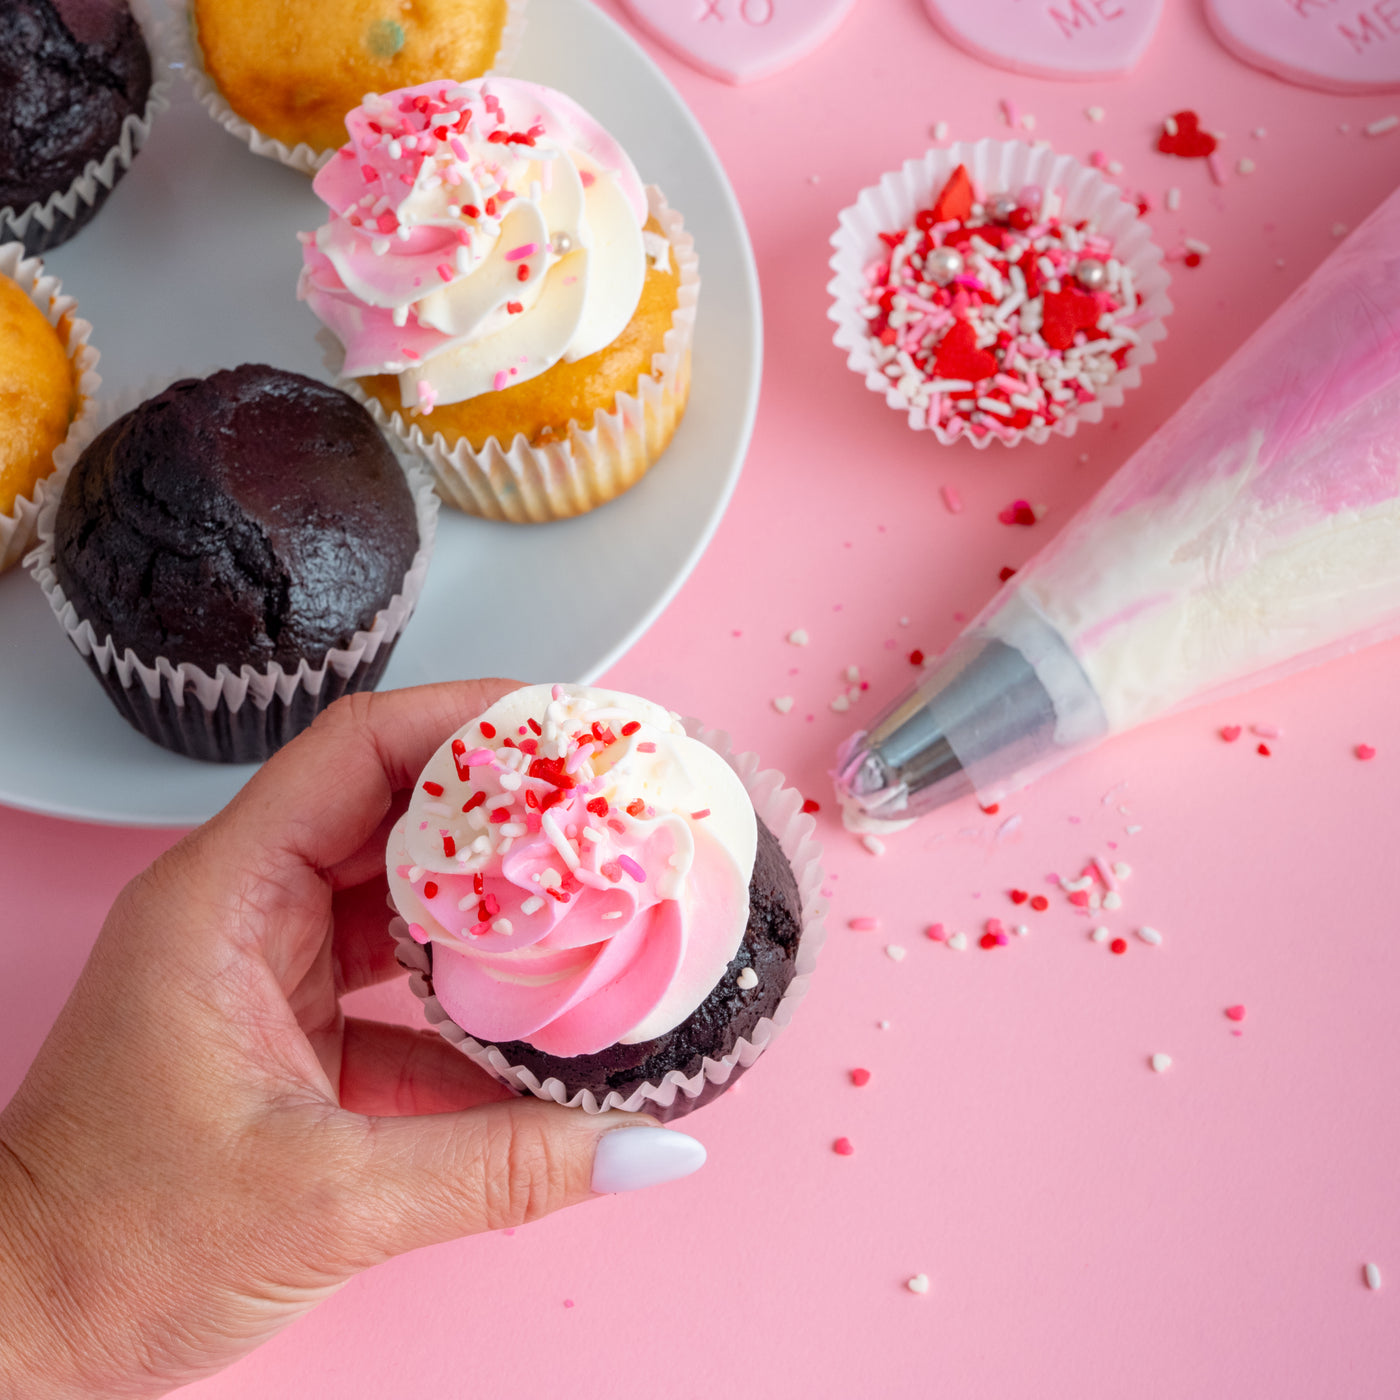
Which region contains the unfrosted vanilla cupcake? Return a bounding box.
[388,684,826,1119]
[299,79,698,522]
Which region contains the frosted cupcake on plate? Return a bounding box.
[299,78,698,521]
[388,684,826,1119]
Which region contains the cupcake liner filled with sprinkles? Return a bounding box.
[0,243,102,573]
[390,724,828,1120]
[828,140,1172,448]
[172,0,529,176]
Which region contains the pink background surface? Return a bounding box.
[6,1,1400,1395]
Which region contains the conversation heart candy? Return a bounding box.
[922,0,1162,79]
[618,0,857,84]
[1205,0,1400,93]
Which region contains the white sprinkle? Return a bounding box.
[1237,157,1256,175]
[946,931,968,951]
[772,695,795,714]
[1365,1262,1383,1290]
[491,918,513,935]
[1091,927,1110,944]
[497,769,522,791]
[1015,924,1029,937]
[1253,127,1267,139]
[1112,861,1132,880]
[899,616,910,627]
[520,895,544,916]
[1086,105,1105,123]
[601,910,623,920]
[831,694,851,713]
[541,811,580,871]
[1184,237,1211,255]
[406,865,423,883]
[1150,1052,1173,1074]
[1106,159,1124,176]
[1136,926,1163,946]
[1339,122,1351,133]
[498,822,527,838]
[1021,112,1037,131]
[736,967,759,990]
[1061,875,1094,894]
[540,866,562,890]
[1164,115,1178,136]
[886,944,907,962]
[1103,891,1123,912]
[1332,222,1350,238]
[1165,186,1181,211]
[862,834,886,856]
[878,1018,892,1029]
[906,1273,931,1295]
[1366,115,1400,136]
[845,664,861,683]
[933,120,950,141]
[807,173,821,185]
[579,826,602,843]
[1126,824,1143,835]
[788,628,809,646]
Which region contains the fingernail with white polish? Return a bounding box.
[591,1126,706,1193]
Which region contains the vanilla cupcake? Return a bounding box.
[388,684,826,1119]
[300,78,698,521]
[181,0,525,173]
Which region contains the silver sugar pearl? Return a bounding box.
[926,245,965,286]
[989,194,1018,222]
[551,231,573,255]
[1076,257,1108,292]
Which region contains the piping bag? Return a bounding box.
[835,184,1400,828]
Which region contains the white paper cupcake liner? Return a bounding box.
[174,0,528,176]
[391,726,828,1119]
[0,0,172,255]
[25,371,440,763]
[828,140,1173,449]
[324,186,699,523]
[0,244,102,574]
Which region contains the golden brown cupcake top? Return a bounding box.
[0,272,74,515]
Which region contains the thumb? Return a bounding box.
[346,1100,707,1257]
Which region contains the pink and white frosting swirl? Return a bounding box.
[387,685,757,1057]
[298,78,648,412]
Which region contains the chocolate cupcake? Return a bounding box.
[388,684,827,1121]
[28,365,437,762]
[0,0,165,254]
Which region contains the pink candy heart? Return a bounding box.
[923,0,1162,79]
[1206,0,1400,94]
[618,0,857,85]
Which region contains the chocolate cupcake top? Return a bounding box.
[52,364,419,672]
[0,0,153,212]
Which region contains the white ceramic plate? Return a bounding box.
[0,0,761,828]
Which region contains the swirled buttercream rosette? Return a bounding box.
[25,371,438,763]
[389,687,827,1121]
[0,243,102,573]
[0,0,171,254]
[828,140,1172,448]
[173,0,528,176]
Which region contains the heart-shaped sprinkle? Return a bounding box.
[922,0,1163,79]
[618,0,858,84]
[1205,0,1400,94]
[833,1136,855,1156]
[772,695,794,714]
[926,922,947,941]
[932,319,998,384]
[850,1067,872,1086]
[1150,1052,1173,1073]
[947,931,969,951]
[998,499,1038,527]
[907,1273,931,1295]
[1356,743,1377,761]
[1040,287,1102,350]
[1068,890,1090,908]
[1225,1004,1247,1022]
[1009,889,1029,904]
[1220,725,1242,742]
[1157,109,1218,158]
[886,944,907,961]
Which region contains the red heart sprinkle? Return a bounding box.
[1068,890,1090,908]
[850,1068,872,1087]
[929,163,974,224]
[1257,743,1271,756]
[1010,889,1029,905]
[998,566,1018,582]
[801,798,821,814]
[979,932,999,949]
[998,499,1037,527]
[833,1137,855,1156]
[1356,744,1377,761]
[933,320,998,383]
[1220,725,1242,743]
[1041,287,1102,351]
[1225,1005,1247,1022]
[1157,110,1218,159]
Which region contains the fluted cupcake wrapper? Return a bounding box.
[0,0,171,255]
[25,373,440,764]
[174,0,529,176]
[324,186,699,523]
[0,244,102,574]
[391,726,828,1120]
[827,139,1173,448]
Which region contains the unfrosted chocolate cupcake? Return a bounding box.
[38,365,433,762]
[0,0,156,253]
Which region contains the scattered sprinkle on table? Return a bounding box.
[862,834,887,856]
[1225,1004,1247,1022]
[947,931,969,951]
[1366,115,1399,137]
[850,1068,872,1087]
[906,1273,931,1295]
[1365,1262,1383,1291]
[849,916,881,931]
[1356,743,1377,760]
[771,695,794,714]
[1136,926,1163,946]
[1220,724,1242,742]
[833,1136,855,1156]
[1111,938,1128,955]
[1150,1053,1173,1073]
[886,944,907,962]
[926,922,946,941]
[787,628,809,646]
[1091,926,1110,943]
